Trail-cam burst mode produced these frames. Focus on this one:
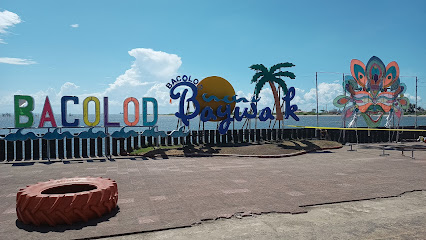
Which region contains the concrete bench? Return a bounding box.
[346,143,356,151]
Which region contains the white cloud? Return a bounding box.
[0,82,81,113]
[234,86,293,115]
[0,11,37,66]
[0,48,183,113]
[305,82,342,103]
[58,82,80,96]
[100,48,182,111]
[235,82,343,113]
[0,57,36,65]
[0,10,22,44]
[405,93,421,103]
[290,82,343,112]
[0,10,21,33]
[239,88,274,109]
[70,24,79,28]
[145,83,174,107]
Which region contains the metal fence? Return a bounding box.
[1,127,425,162]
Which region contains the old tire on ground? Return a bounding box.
[16,177,118,226]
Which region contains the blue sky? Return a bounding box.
[1,0,425,114]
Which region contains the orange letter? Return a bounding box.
[123,97,139,126]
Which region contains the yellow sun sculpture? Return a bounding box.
[196,76,236,121]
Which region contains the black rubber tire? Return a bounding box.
[16,177,118,226]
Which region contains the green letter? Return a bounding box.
[14,95,34,128]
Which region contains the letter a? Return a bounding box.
[39,96,57,127]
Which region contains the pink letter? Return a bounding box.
[39,96,57,127]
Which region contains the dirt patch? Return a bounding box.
[132,140,342,158]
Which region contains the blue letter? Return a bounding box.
[258,107,275,121]
[170,82,200,126]
[61,96,79,127]
[217,105,234,134]
[200,106,217,122]
[283,87,299,121]
[234,103,257,121]
[234,106,244,121]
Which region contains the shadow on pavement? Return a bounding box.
[307,150,333,154]
[183,145,220,155]
[15,206,120,233]
[277,140,321,152]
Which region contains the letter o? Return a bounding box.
[123,97,140,126]
[83,97,100,126]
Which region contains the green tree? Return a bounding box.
[406,103,424,114]
[250,63,296,120]
[407,103,415,114]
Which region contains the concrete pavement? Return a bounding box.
[0,142,425,239]
[103,191,426,240]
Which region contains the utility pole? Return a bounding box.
[316,72,319,127]
[315,72,319,139]
[343,73,346,128]
[415,76,418,128]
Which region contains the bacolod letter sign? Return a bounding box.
[14,96,158,128]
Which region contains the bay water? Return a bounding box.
[1,114,425,136]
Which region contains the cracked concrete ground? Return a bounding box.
[0,142,425,239]
[103,191,426,240]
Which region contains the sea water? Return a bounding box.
[0,114,425,136]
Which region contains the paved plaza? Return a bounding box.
[0,143,425,239]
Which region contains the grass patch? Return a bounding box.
[131,145,183,155]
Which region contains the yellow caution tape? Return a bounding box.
[286,125,426,132]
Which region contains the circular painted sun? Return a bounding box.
[196,76,236,121]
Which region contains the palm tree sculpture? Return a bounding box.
[250,63,296,120]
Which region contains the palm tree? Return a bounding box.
[250,63,296,120]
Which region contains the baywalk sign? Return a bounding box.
[167,75,299,135]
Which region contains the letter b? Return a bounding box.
[14,95,34,128]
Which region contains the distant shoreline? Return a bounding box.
[292,114,426,117]
[1,113,426,117]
